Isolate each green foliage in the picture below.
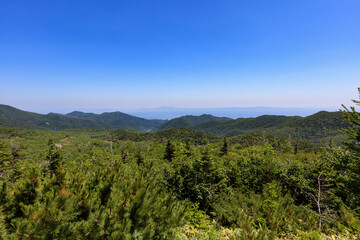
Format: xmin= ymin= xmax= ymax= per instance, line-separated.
xmin=340 ymin=88 xmax=360 ymax=211
xmin=155 ymin=114 xmax=230 ymax=131
xmin=341 ymin=88 xmax=360 ymax=155
xmin=213 ymin=182 xmax=320 ymax=236
xmin=109 ymin=128 xmax=221 ymax=145
xmin=0 ymin=104 xmax=164 ymax=131
xmin=0 ymin=140 xmax=23 ymax=182
xmin=1 ymin=104 xmax=347 ymax=145
xmin=227 ymin=131 xmax=320 ymax=153
xmin=163 ymin=140 xmax=175 ymax=162
xmin=0 ymin=159 xmax=186 ymax=239
xmin=1 ymin=91 xmax=360 ymax=239
xmin=220 ymin=138 xmax=228 ymax=156
xmin=157 ymin=112 xmax=346 ymax=145
xmin=46 ymin=138 xmax=62 ymax=178
xmin=296 ymin=230 xmax=321 ymax=240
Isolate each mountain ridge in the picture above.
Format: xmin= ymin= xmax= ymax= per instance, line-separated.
xmin=0 ymin=104 xmax=346 ymax=143
xmin=0 ymin=104 xmax=164 ymax=131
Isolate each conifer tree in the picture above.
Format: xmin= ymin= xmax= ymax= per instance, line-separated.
xmin=220 ymin=138 xmax=228 ymax=157
xmin=0 ymin=140 xmax=21 ymax=181
xmin=341 ymin=87 xmax=360 ymax=155
xmin=163 ymin=140 xmax=175 ymax=162
xmin=201 ymin=148 xmax=211 ymax=175
xmin=184 ymin=138 xmax=192 ymax=157
xmin=47 ymin=138 xmax=62 ymax=178
xmin=340 ymin=87 xmax=360 ymax=207
xmin=0 ymin=140 xmax=11 ymax=178
xmin=135 ymin=149 xmax=144 ymax=165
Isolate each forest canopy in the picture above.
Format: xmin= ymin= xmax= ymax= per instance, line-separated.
xmin=0 ymin=90 xmax=360 ymax=239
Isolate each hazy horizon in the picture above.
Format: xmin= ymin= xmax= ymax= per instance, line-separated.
xmin=2 ymin=103 xmax=341 ymax=120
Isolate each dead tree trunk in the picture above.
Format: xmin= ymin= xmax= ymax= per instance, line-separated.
xmin=307 ymin=172 xmax=323 ymax=232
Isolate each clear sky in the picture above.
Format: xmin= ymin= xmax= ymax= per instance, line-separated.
xmin=1 ymin=0 xmax=359 ymax=114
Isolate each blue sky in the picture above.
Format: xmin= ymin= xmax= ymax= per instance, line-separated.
xmin=0 ymin=0 xmax=359 ymax=114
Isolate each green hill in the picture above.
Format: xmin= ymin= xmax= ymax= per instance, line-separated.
xmin=154 ymin=111 xmax=346 ymax=143
xmin=65 ymin=111 xmax=96 ymax=118
xmin=81 ymin=112 xmax=166 ymax=131
xmin=157 ymin=114 xmax=303 ymax=136
xmin=0 ymin=104 xmax=347 ymax=143
xmin=0 ymin=105 xmax=165 ymax=131
xmin=109 ymin=128 xmax=221 ymax=145
xmin=266 ymin=111 xmax=347 ymax=144
xmin=154 ymin=114 xmax=231 ymax=131
xmin=0 ymin=105 xmax=102 ymax=130
xmin=194 ymin=115 xmax=302 ymax=136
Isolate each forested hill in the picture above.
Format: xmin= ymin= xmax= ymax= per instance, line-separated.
xmin=0 ymin=104 xmax=101 ymax=130
xmin=194 ymin=115 xmax=302 ymax=136
xmin=66 ymin=111 xmax=166 ymax=132
xmin=267 ymin=111 xmax=347 ymax=143
xmin=160 ymin=112 xmax=345 ymax=134
xmin=158 ymin=111 xmax=346 ymax=143
xmin=65 ymin=111 xmax=96 ymax=118
xmin=154 ymin=114 xmax=231 ymax=131
xmin=0 ymin=104 xmax=165 ymax=131
xmin=0 ymin=104 xmax=346 ymax=143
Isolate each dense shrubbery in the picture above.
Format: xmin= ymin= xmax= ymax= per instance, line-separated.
xmin=1 ymin=91 xmax=360 ymax=239
xmin=0 ymin=131 xmax=358 ymax=239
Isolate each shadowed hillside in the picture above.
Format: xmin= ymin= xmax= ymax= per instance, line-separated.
xmin=0 ymin=104 xmax=165 ymax=131
xmin=0 ymin=104 xmax=346 ymax=143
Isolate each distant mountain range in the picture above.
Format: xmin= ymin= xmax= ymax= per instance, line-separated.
xmin=0 ymin=104 xmax=347 ymax=143
xmin=0 ymin=104 xmax=165 ymax=132
xmin=159 ymin=111 xmax=347 ymax=143
xmin=121 ymin=106 xmax=340 ymax=119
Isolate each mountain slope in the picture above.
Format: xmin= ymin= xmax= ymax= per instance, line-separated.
xmin=157 ymin=114 xmax=302 ymax=136
xmin=266 ymin=111 xmax=347 ymax=143
xmin=66 ymin=111 xmax=96 ymax=118
xmin=0 ymin=104 xmax=346 ymax=143
xmin=0 ymin=105 xmax=102 ymax=130
xmin=155 ymin=114 xmax=231 ymax=131
xmin=80 ymin=112 xmax=166 ymax=131
xmin=194 ymin=115 xmax=302 ymax=136
xmin=0 ymin=105 xmax=165 ymax=131
xmin=109 ymin=128 xmax=221 ymax=145
xmin=154 ymin=111 xmax=346 ymax=143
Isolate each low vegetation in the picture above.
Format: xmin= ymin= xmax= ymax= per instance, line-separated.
xmin=0 ymin=90 xmax=359 ymax=239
